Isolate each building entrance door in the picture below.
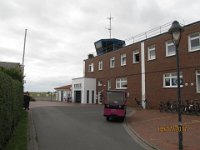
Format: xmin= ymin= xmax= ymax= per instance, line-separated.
xmin=74 ymin=91 xmax=81 ymax=103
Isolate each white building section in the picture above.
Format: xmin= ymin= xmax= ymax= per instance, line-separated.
xmin=72 ymin=77 xmax=96 ymax=104
xmin=54 ymin=85 xmax=72 ymax=102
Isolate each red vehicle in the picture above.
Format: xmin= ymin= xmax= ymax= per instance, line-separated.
xmin=103 ymin=90 xmax=127 ymax=122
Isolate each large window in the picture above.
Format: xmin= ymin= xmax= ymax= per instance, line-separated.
xmin=121 ymin=53 xmax=126 ymax=66
xmin=116 ymin=78 xmax=127 ymax=89
xmin=133 ymin=50 xmax=139 ymax=63
xmin=188 ymin=32 xmax=200 ymax=52
xmin=196 ymin=70 xmax=200 ymax=93
xmin=110 ymin=57 xmax=115 ymax=68
xmin=88 ymin=63 xmax=94 ymax=72
xmin=163 ymin=72 xmax=183 ymax=88
xmin=166 ymin=41 xmax=176 ymax=56
xmin=148 ymin=45 xmax=156 ymax=60
xmin=98 ymin=60 xmax=103 ymax=70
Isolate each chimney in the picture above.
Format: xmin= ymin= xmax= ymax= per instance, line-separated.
xmin=88 ymin=54 xmax=94 ymax=59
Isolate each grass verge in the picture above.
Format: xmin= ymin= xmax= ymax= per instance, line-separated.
xmin=4 ymin=110 xmax=28 ymax=150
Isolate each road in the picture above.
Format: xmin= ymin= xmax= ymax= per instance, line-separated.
xmin=31 ymin=104 xmax=146 ymax=150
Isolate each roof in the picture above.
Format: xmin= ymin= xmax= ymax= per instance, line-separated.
xmin=0 ymin=61 xmax=21 ymax=69
xmin=94 ymin=38 xmax=125 ymax=43
xmin=54 ymin=85 xmax=72 ymax=90
xmin=72 ymin=77 xmax=96 ymax=80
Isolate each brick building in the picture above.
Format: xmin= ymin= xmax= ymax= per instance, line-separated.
xmin=84 ymin=21 xmax=200 ymax=109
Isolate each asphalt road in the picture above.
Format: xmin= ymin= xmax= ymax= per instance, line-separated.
xmin=31 ymin=105 xmax=145 ymax=150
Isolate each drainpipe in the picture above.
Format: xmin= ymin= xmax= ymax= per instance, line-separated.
xmin=141 ymin=42 xmax=146 ymax=109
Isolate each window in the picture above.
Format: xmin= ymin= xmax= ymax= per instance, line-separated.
xmin=108 ymin=80 xmax=111 ymax=90
xmin=196 ymin=70 xmax=200 ymax=93
xmin=87 ymin=90 xmax=89 ymax=103
xmin=121 ymin=53 xmax=126 ymax=66
xmin=98 ymin=60 xmax=103 ymax=70
xmin=88 ymin=63 xmax=94 ymax=72
xmin=92 ymin=91 xmax=94 ymax=103
xmin=98 ymin=80 xmax=102 ymax=86
xmin=163 ymin=72 xmax=183 ymax=88
xmin=74 ymin=84 xmax=82 ymax=89
xmin=110 ymin=57 xmax=115 ymax=68
xmin=148 ymin=45 xmax=156 ymax=60
xmin=133 ymin=50 xmax=139 ymax=63
xmin=188 ymin=32 xmax=200 ymax=52
xmin=116 ymin=78 xmax=127 ymax=89
xmin=166 ymin=41 xmax=176 ymax=56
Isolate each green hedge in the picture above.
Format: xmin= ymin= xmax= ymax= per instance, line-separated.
xmin=0 ymin=70 xmax=23 ymax=149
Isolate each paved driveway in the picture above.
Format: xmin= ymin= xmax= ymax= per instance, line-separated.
xmin=30 ymin=102 xmax=145 ymax=150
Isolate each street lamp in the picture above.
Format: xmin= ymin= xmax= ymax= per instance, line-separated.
xmin=168 ymin=21 xmax=183 ymax=150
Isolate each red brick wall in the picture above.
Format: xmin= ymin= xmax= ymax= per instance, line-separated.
xmin=84 ymin=21 xmax=200 ymax=109
xmin=144 ymin=22 xmax=200 ymax=108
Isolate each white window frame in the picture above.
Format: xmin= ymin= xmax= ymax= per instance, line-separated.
xmin=74 ymin=83 xmax=82 ymax=89
xmin=133 ymin=50 xmax=139 ymax=63
xmin=116 ymin=78 xmax=127 ymax=89
xmin=188 ymin=32 xmax=200 ymax=52
xmin=166 ymin=40 xmax=176 ymax=57
xmin=108 ymin=80 xmax=111 ymax=90
xmin=121 ymin=53 xmax=126 ymax=66
xmin=98 ymin=80 xmax=102 ymax=86
xmin=88 ymin=63 xmax=94 ymax=72
xmin=148 ymin=45 xmax=156 ymax=60
xmin=196 ymin=70 xmax=200 ymax=93
xmin=163 ymin=72 xmax=183 ymax=88
xmin=98 ymin=60 xmax=103 ymax=70
xmin=110 ymin=57 xmax=115 ymax=68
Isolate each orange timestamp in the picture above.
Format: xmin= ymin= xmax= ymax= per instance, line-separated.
xmin=158 ymin=125 xmax=187 ymax=132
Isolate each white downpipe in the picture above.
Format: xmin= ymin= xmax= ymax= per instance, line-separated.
xmin=141 ymin=42 xmax=146 ymax=109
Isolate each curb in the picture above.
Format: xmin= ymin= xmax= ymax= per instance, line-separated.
xmin=124 ymin=108 xmax=160 ymax=150
xmin=28 ymin=110 xmax=39 ymax=150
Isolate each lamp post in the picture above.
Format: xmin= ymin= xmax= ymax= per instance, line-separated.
xmin=168 ymin=21 xmax=183 ymax=150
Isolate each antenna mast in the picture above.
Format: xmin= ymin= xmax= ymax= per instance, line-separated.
xmin=22 ymin=29 xmax=27 ymax=66
xmin=106 ymin=14 xmax=113 ymax=39
xmin=22 ymin=29 xmax=27 ymax=75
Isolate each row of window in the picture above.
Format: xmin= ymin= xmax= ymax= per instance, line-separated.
xmin=146 ymin=32 xmax=200 ymax=59
xmin=98 ymin=77 xmax=128 ymax=90
xmin=97 ymin=70 xmax=200 ymax=93
xmin=88 ymin=32 xmax=200 ymax=72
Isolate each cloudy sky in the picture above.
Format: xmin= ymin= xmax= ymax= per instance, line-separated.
xmin=0 ymin=0 xmax=199 ymax=92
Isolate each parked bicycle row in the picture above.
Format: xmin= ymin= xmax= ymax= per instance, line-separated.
xmin=159 ymin=99 xmax=200 ymax=115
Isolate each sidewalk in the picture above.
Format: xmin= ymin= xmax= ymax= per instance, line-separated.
xmin=127 ymin=109 xmax=200 ymax=150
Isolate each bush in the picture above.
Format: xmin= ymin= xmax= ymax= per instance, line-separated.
xmin=0 ymin=67 xmax=23 ymax=82
xmin=0 ymin=70 xmax=23 ymax=149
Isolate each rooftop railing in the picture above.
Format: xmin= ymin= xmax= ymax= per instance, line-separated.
xmin=125 ymin=21 xmax=184 ymax=45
